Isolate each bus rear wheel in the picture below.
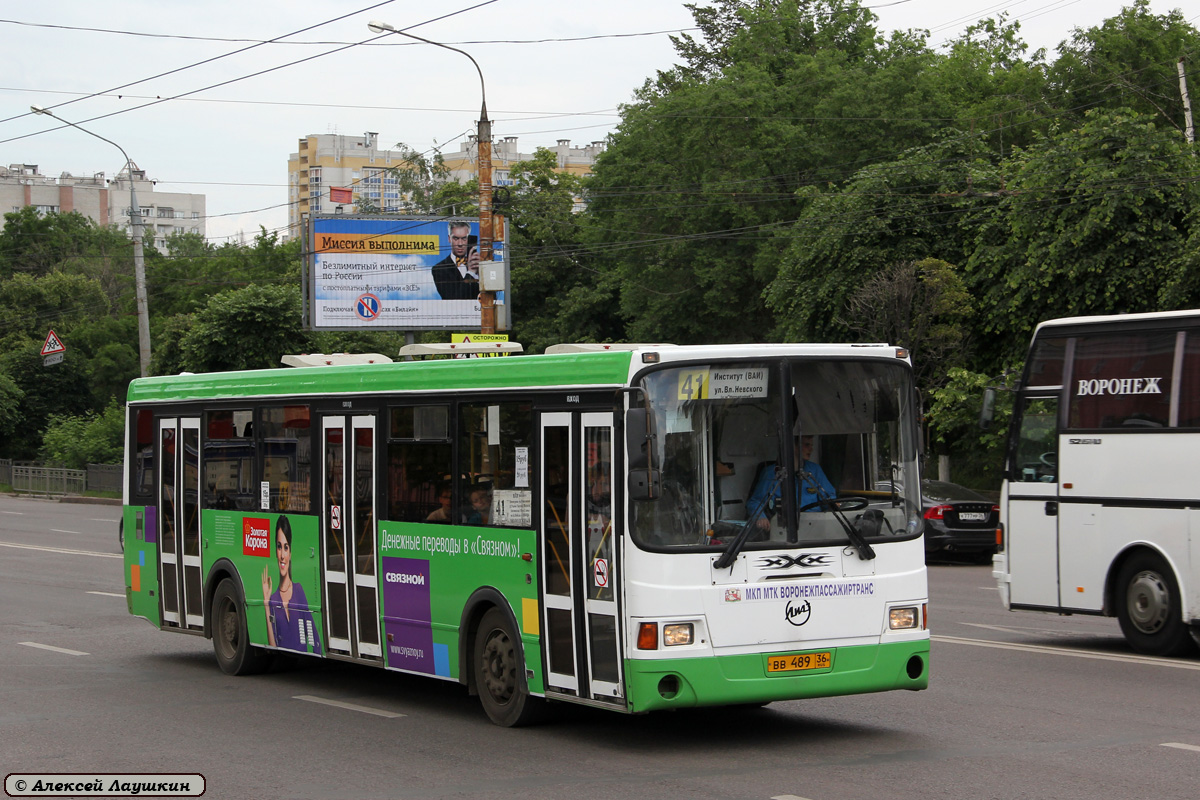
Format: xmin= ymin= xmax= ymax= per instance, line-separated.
xmin=212 ymin=579 xmax=271 ymax=675
xmin=1116 ymin=553 xmax=1195 ymax=657
xmin=473 ymin=607 xmax=542 ymax=727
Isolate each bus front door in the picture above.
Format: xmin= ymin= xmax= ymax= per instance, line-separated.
xmin=321 ymin=415 xmax=381 ymax=660
xmin=1006 ymin=396 xmax=1061 ymax=609
xmin=157 ymin=417 xmax=203 ymax=631
xmin=539 ymin=411 xmax=625 ymax=705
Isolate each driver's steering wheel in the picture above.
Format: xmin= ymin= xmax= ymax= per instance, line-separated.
xmin=1039 ymin=452 xmax=1056 ymax=468
xmin=799 ymin=495 xmax=869 ymax=513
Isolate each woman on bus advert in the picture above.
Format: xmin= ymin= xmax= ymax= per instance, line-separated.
xmin=262 ymin=515 xmax=323 ymax=655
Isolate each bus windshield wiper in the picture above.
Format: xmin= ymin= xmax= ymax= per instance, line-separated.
xmin=712 ymin=472 xmax=779 ymax=570
xmin=801 ymin=469 xmax=876 ymax=561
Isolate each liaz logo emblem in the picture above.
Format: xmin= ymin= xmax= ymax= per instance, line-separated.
xmin=784 ymin=599 xmax=812 ymax=627
xmin=756 ymin=553 xmax=833 ymax=570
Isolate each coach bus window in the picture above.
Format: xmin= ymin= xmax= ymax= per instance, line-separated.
xmin=1026 ymin=336 xmax=1068 ymax=388
xmin=1175 ymin=333 xmax=1200 ymax=427
xmin=260 ymin=405 xmax=312 ymax=514
xmin=1067 ymin=332 xmax=1174 ymax=429
xmin=203 ymin=409 xmax=254 ymax=510
xmin=387 ymin=406 xmax=452 ymax=523
xmin=459 ymin=402 xmax=532 ymax=526
xmin=1013 ymin=398 xmax=1058 ymax=482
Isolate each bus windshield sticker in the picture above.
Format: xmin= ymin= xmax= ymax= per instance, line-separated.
xmin=492 ymin=490 xmax=532 ymax=527
xmin=708 ymin=368 xmax=768 ymax=399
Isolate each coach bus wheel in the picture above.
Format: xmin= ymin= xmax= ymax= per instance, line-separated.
xmin=1116 ymin=553 xmax=1195 ymax=657
xmin=474 ymin=607 xmax=541 ymax=727
xmin=212 ymin=579 xmax=271 ymax=675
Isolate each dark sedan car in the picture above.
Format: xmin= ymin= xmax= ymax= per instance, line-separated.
xmin=876 ymin=479 xmax=999 ymax=561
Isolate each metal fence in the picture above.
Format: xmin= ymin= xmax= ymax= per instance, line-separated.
xmin=0 ymin=458 xmax=11 ymax=486
xmin=13 ymin=465 xmax=88 ymax=495
xmin=87 ymin=464 xmax=123 ymax=494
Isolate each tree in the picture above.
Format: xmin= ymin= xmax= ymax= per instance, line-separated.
xmin=39 ymin=401 xmax=125 ymax=469
xmin=0 ymin=343 xmax=95 ymax=459
xmin=503 ymin=149 xmax=622 ymax=351
xmin=1048 ymin=0 xmax=1200 ymax=134
xmin=175 ymin=284 xmax=315 ymax=373
xmin=965 ymin=107 xmax=1200 ymax=370
xmin=767 ymin=135 xmax=997 ymax=344
xmin=384 ymin=143 xmax=451 ymax=214
xmin=837 ymin=258 xmax=972 ymax=391
xmin=0 ymin=208 xmax=100 ymax=278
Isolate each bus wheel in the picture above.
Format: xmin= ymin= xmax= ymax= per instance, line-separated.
xmin=474 ymin=607 xmax=541 ymax=727
xmin=212 ymin=579 xmax=271 ymax=675
xmin=1116 ymin=553 xmax=1196 ymax=657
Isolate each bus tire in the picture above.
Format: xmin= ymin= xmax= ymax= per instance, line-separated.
xmin=1116 ymin=553 xmax=1196 ymax=657
xmin=473 ymin=607 xmax=542 ymax=727
xmin=212 ymin=578 xmax=271 ymax=675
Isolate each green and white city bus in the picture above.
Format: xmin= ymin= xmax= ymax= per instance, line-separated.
xmin=121 ymin=343 xmax=930 ymax=725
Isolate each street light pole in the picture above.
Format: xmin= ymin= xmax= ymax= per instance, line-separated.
xmin=366 ymin=22 xmax=497 ymax=334
xmin=31 ymin=105 xmax=151 ymax=377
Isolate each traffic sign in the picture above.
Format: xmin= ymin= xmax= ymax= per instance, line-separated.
xmin=41 ymin=330 xmax=65 ymax=356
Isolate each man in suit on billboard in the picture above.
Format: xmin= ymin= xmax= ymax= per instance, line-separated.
xmin=432 ymin=221 xmax=480 ymax=300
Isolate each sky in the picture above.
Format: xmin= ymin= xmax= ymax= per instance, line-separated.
xmin=2 ymin=0 xmax=1195 ymax=243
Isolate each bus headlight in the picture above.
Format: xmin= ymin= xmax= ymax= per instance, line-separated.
xmin=662 ymin=623 xmax=694 ymax=646
xmin=889 ymin=606 xmax=919 ymax=630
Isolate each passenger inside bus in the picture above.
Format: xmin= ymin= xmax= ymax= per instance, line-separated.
xmin=746 ymin=434 xmax=837 ymax=532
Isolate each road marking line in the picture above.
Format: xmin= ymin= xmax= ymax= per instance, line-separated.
xmin=1161 ymin=742 xmax=1200 ymax=752
xmin=293 ymin=695 xmax=405 ymax=718
xmin=87 ymin=591 xmax=125 ymax=598
xmin=51 ymin=528 xmax=81 ymax=534
xmin=933 ymin=635 xmax=1200 ymax=670
xmin=20 ymin=642 xmax=89 ymax=656
xmin=771 ymin=795 xmax=814 ymax=800
xmin=0 ymin=511 xmax=23 ymax=515
xmin=89 ymin=518 xmax=117 ymax=522
xmin=0 ymin=541 xmax=121 ymax=559
xmin=960 ymin=622 xmax=1099 ymax=638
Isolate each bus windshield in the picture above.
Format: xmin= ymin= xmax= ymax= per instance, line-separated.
xmin=630 ymin=359 xmax=922 ymax=551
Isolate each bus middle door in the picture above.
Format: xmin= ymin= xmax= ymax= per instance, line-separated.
xmin=321 ymin=414 xmax=382 ymax=660
xmin=539 ymin=410 xmax=625 ymax=705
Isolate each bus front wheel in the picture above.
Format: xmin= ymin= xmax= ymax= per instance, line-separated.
xmin=1116 ymin=553 xmax=1195 ymax=657
xmin=473 ymin=607 xmax=542 ymax=727
xmin=212 ymin=579 xmax=271 ymax=675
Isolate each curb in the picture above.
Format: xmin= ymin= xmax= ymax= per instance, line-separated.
xmin=58 ymin=496 xmax=123 ymax=506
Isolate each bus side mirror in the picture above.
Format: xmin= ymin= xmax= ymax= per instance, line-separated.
xmin=626 ymin=406 xmax=659 ymax=500
xmin=979 ymin=388 xmax=997 ymax=430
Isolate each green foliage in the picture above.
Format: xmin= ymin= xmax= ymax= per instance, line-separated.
xmin=926 ymin=367 xmax=1017 ymax=490
xmin=0 ymin=343 xmax=95 ymax=459
xmin=39 ymin=400 xmax=125 ymax=469
xmin=0 ymin=370 xmax=23 ymax=443
xmin=176 ymin=284 xmax=315 ymax=373
xmin=1048 ymin=0 xmax=1200 ymax=131
xmin=382 ymin=143 xmax=451 ymax=214
xmin=965 ymin=108 xmax=1200 ymax=370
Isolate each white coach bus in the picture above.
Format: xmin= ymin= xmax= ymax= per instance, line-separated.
xmin=988 ymin=310 xmax=1200 ymax=655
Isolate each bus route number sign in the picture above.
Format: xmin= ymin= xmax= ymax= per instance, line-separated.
xmin=766 ymin=651 xmax=831 ymax=673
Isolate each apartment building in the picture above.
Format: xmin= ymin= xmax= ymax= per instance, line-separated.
xmin=288 ymin=132 xmax=604 ymax=235
xmin=0 ymin=162 xmax=206 ymax=249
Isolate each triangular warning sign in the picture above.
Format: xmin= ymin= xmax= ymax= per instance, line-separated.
xmin=41 ymin=329 xmax=66 ymax=356
xmin=460 ymin=335 xmax=472 ymax=343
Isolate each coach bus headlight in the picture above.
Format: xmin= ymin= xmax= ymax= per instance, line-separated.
xmin=662 ymin=623 xmax=694 ymax=646
xmin=888 ymin=606 xmax=919 ymax=630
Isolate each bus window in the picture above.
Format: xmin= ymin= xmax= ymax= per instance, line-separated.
xmin=133 ymin=409 xmax=154 ymax=499
xmin=204 ymin=409 xmax=254 ymax=510
xmin=1026 ymin=336 xmax=1068 ymax=388
xmin=458 ymin=402 xmax=532 ymax=526
xmin=1176 ymin=333 xmax=1200 ymax=427
xmin=260 ymin=405 xmax=312 ymax=513
xmin=387 ymin=406 xmax=451 ymax=523
xmin=1012 ymin=397 xmax=1058 ymax=482
xmin=1067 ymin=332 xmax=1174 ymax=429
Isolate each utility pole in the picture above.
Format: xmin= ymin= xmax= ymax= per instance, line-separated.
xmin=1180 ymin=57 xmax=1195 ymax=146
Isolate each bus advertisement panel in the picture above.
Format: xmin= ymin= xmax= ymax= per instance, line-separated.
xmin=306 ymin=215 xmax=506 ymax=331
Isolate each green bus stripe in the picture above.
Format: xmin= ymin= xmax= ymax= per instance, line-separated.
xmin=127 ymin=351 xmax=633 ymax=403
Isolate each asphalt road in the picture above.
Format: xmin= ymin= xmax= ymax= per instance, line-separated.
xmin=2 ymin=493 xmax=1198 ymax=799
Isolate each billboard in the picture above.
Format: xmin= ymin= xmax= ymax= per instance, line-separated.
xmin=304 ymin=215 xmax=508 ymax=331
